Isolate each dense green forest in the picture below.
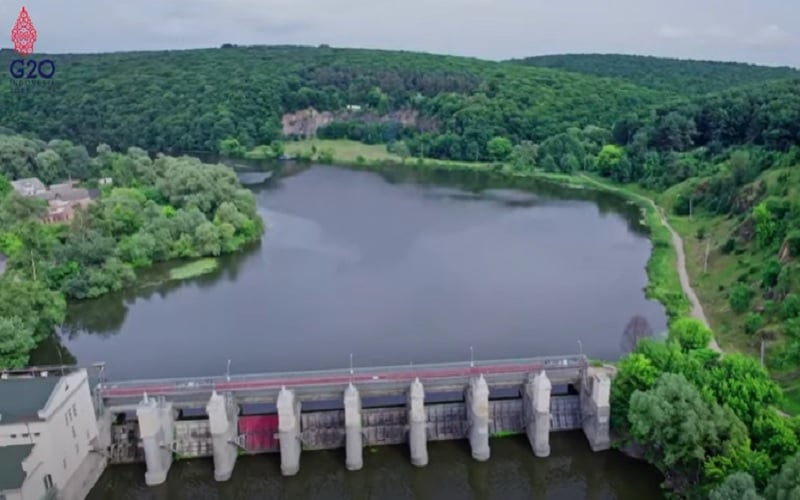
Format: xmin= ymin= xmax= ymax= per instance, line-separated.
xmin=0 ymin=132 xmax=264 ymax=368
xmin=0 ymin=46 xmax=672 ymax=159
xmin=511 ymin=54 xmax=800 ymax=95
xmin=2 ymin=45 xmax=800 ymax=496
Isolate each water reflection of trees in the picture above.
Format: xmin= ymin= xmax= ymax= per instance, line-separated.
xmin=61 ymin=243 xmax=261 ymax=339
xmin=28 ymin=333 xmax=77 ymax=366
xmin=377 ymin=166 xmax=648 ymax=236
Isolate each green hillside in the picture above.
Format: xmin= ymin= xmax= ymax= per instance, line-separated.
xmin=511 ymin=53 xmax=800 ymax=95
xmin=0 ymin=45 xmax=671 ymax=158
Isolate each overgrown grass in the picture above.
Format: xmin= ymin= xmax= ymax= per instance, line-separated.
xmin=169 ymin=258 xmax=219 ymax=281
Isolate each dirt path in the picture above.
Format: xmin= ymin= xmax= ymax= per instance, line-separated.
xmin=576 ymin=175 xmax=721 ymax=353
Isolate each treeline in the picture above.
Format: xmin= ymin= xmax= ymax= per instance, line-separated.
xmin=613 ymin=318 xmax=800 ymax=498
xmin=0 ymin=46 xmax=671 ymax=159
xmin=512 ymin=53 xmax=800 ymax=95
xmin=0 ymin=132 xmax=264 ymax=369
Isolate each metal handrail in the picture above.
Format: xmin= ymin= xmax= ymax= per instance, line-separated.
xmin=96 ymin=355 xmax=588 ymax=401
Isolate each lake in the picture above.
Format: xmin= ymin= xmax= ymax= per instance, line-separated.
xmin=53 ymin=164 xmax=667 ymax=380
xmin=42 ymin=164 xmax=668 ymax=499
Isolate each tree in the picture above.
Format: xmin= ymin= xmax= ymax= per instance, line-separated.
xmin=628 ymin=372 xmax=748 ymax=493
xmin=765 ymin=452 xmax=800 ymax=500
xmin=218 ymin=137 xmax=245 ymax=157
xmin=0 ymin=316 xmax=36 ymax=369
xmin=0 ymin=279 xmax=65 ymax=341
xmin=610 ymin=353 xmax=659 ymax=431
xmin=709 ymin=472 xmax=764 ymax=500
xmin=620 ymin=315 xmax=654 ymax=353
xmin=486 ymin=137 xmax=512 ymax=162
xmin=753 ymin=202 xmax=777 ymax=249
xmin=596 ymin=144 xmax=626 ymax=178
xmin=706 ymin=354 xmax=782 ymax=427
xmin=752 ymin=410 xmax=799 ymax=466
xmin=745 ymin=313 xmax=764 ymax=336
xmin=782 ymin=294 xmax=800 ymax=320
xmin=730 ymin=284 xmax=754 ymax=314
xmin=668 ymin=317 xmax=713 ymax=351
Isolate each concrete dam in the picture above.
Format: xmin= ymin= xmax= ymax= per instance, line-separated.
xmin=93 ymin=354 xmax=610 ymax=486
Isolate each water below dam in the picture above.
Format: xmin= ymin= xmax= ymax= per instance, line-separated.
xmin=36 ymin=163 xmax=668 ymax=498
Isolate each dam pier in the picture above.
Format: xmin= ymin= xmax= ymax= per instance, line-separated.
xmin=93 ymin=354 xmax=611 ymax=486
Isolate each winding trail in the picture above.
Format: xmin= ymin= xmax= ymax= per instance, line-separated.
xmin=576 ymin=175 xmax=721 ymax=353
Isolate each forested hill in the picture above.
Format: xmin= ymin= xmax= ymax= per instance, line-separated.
xmin=0 ymin=45 xmax=672 ymax=157
xmin=510 ymin=53 xmax=800 ymax=95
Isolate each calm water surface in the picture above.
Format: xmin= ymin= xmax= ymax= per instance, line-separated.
xmin=41 ymin=164 xmax=667 ymax=499
xmin=87 ymin=434 xmax=664 ymax=500
xmin=54 ymin=165 xmax=666 ymax=379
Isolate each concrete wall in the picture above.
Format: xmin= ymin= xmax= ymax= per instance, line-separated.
xmin=109 ymin=396 xmax=584 ymax=461
xmin=0 ymin=370 xmax=99 ymax=499
xmin=39 ymin=371 xmax=100 ymax=491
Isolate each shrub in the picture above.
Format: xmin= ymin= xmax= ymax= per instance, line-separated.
xmin=783 ymin=294 xmax=800 ymax=320
xmin=730 ymin=283 xmax=753 ymax=314
xmin=744 ymin=313 xmax=763 ymax=335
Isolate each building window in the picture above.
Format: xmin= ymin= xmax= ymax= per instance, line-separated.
xmin=34 ymin=432 xmax=40 ymax=437
xmin=9 ymin=434 xmax=16 ymax=438
xmin=21 ymin=433 xmax=29 ymax=438
xmin=44 ymin=474 xmax=54 ymax=490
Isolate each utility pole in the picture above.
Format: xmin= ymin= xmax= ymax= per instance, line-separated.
xmin=689 ymin=197 xmax=693 ymax=219
xmin=704 ymin=239 xmax=711 ymax=274
xmin=760 ymin=338 xmax=765 ymax=368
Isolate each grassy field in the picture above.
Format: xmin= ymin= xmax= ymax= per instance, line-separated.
xmin=283 ymin=139 xmax=494 ymax=170
xmin=284 ymin=139 xmax=403 ymax=163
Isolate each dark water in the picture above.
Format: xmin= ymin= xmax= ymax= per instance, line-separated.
xmin=87 ymin=434 xmax=664 ymax=500
xmin=52 ymin=165 xmax=666 ymax=380
xmin=44 ymin=164 xmax=667 ymax=499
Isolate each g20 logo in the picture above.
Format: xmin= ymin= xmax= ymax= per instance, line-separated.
xmin=8 ymin=6 xmax=56 ymax=80
xmin=9 ymin=58 xmax=55 ymax=79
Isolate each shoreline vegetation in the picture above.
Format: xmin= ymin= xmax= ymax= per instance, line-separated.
xmin=0 ymin=136 xmax=265 ymax=370
xmin=168 ymin=258 xmax=219 ymax=281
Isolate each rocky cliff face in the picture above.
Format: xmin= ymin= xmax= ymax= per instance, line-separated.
xmin=282 ymin=108 xmax=335 ymax=137
xmin=281 ymin=108 xmax=436 ymax=137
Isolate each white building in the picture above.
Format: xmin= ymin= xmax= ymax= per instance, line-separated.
xmin=0 ymin=369 xmax=101 ymax=500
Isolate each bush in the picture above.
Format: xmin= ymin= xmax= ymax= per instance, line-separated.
xmin=721 ymin=238 xmax=736 ymax=254
xmin=787 ymin=230 xmax=800 ymax=257
xmin=668 ymin=317 xmax=713 ymax=351
xmin=785 ymin=319 xmax=800 ymax=338
xmin=730 ymin=283 xmax=753 ymax=314
xmin=762 ymin=259 xmax=782 ymax=288
xmin=783 ymin=294 xmax=800 ymax=320
xmin=744 ymin=313 xmax=763 ymax=335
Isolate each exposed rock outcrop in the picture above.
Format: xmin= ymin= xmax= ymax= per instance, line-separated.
xmin=281 ymin=107 xmax=436 ymax=137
